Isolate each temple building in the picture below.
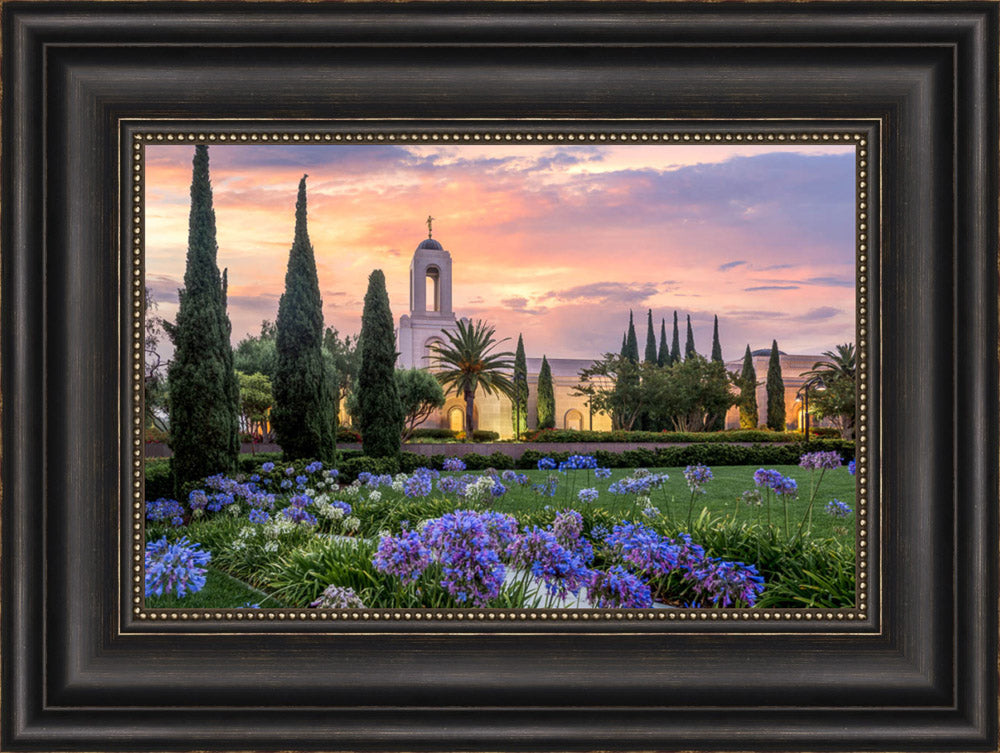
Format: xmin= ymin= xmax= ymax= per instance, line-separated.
xmin=397 ymin=224 xmax=833 ymax=438
xmin=396 ymin=225 xmax=612 ymax=438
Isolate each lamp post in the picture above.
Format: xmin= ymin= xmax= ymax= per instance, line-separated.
xmin=797 ymin=375 xmax=826 ymax=442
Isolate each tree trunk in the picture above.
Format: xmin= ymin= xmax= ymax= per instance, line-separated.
xmin=465 ymin=389 xmax=475 ymax=435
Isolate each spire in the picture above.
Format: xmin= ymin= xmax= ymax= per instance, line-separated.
xmin=426 ymin=214 xmax=435 ymax=238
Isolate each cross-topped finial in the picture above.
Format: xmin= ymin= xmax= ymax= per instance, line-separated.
xmin=426 ymin=214 xmax=435 ymax=238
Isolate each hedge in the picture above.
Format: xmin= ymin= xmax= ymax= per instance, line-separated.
xmin=145 ymin=440 xmax=854 ymax=497
xmin=520 ymin=428 xmax=844 ymax=444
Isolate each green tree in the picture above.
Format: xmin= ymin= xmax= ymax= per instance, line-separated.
xmin=511 ymin=334 xmax=529 ymax=438
xmin=536 ymin=355 xmax=556 ymax=429
xmin=645 ymin=356 xmax=735 ymax=432
xmin=234 ymin=320 xmax=277 ymax=378
xmin=236 ymin=371 xmax=273 ymax=453
xmin=430 ymin=318 xmax=515 ymax=435
xmin=707 ymin=315 xmax=726 ymax=430
xmin=323 ymin=326 xmax=360 ymax=421
xmin=575 ymin=354 xmax=643 ymax=431
xmin=395 ymin=369 xmax=446 ymax=441
xmin=685 ymin=314 xmax=697 ymax=359
xmin=625 ymin=311 xmax=640 ymax=363
xmin=736 ymin=344 xmax=759 ymax=429
xmin=766 ymin=339 xmax=786 ymax=431
xmin=357 ymin=269 xmax=404 ymax=457
xmin=164 ymin=145 xmax=240 ymax=495
xmin=802 ymin=343 xmax=857 ymax=438
xmin=670 ymin=311 xmax=681 ymax=365
xmin=644 ymin=309 xmax=657 ymax=363
xmin=657 ymin=318 xmax=668 ymax=367
xmin=144 ymin=286 xmax=168 ymax=433
xmin=271 ymin=175 xmax=335 ymax=462
xmin=711 ymin=315 xmax=723 ymax=363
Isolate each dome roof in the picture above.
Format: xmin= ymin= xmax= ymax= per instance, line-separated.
xmin=418 ymin=238 xmax=443 ymax=250
xmin=751 ymin=348 xmax=786 ymax=356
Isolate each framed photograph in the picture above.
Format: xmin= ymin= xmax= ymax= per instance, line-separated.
xmin=3 ymin=2 xmax=996 ymax=751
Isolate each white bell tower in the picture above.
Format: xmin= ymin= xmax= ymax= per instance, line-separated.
xmin=397 ymin=218 xmax=459 ymax=369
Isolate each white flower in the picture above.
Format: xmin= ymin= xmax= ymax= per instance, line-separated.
xmin=263 ymin=540 xmax=279 ymax=553
xmin=343 ymin=516 xmax=361 ymax=532
xmin=305 ymin=488 xmax=316 ymax=497
xmin=391 ymin=481 xmax=405 ymax=493
xmin=368 ymin=490 xmax=382 ymax=503
xmin=227 ymin=504 xmax=242 ymax=517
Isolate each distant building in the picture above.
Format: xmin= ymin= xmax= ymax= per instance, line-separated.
xmin=396 ymin=227 xmax=831 ymax=438
xmin=397 ymin=231 xmax=611 ymax=438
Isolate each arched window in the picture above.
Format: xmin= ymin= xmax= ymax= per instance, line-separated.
xmin=425 ymin=265 xmax=441 ymax=312
xmin=564 ymin=409 xmax=584 ymax=431
xmin=448 ymin=406 xmax=464 ymax=433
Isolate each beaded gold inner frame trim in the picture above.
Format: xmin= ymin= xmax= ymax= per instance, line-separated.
xmin=126 ymin=122 xmax=875 ymax=631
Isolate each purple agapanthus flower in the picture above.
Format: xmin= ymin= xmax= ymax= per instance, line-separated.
xmin=800 ymin=451 xmax=842 ymax=471
xmin=144 ymin=536 xmax=211 ymax=599
xmin=587 ymin=566 xmax=652 ymax=609
xmin=373 ymin=528 xmax=432 ymax=582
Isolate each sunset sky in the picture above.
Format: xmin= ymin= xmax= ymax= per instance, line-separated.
xmin=145 ymin=143 xmax=856 ymax=363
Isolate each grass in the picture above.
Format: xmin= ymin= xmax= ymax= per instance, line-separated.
xmin=484 ymin=464 xmax=857 ymax=543
xmin=144 ymin=564 xmax=284 ymax=609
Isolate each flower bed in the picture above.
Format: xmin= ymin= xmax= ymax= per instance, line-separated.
xmin=144 ymin=451 xmax=857 ymax=610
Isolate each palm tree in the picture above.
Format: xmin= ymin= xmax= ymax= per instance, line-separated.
xmin=802 ymin=343 xmax=856 ymax=386
xmin=430 ymin=319 xmax=516 ymax=435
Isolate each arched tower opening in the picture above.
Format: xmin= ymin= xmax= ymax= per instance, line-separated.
xmin=426 ymin=265 xmax=441 ymax=313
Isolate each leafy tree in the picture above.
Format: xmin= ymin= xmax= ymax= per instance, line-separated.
xmin=685 ymin=314 xmax=697 ymax=359
xmin=323 ymin=326 xmax=360 ymax=420
xmin=657 ymin=318 xmax=668 ymax=367
xmin=645 ymin=356 xmax=735 ymax=432
xmin=670 ymin=310 xmax=681 ymax=365
xmin=234 ymin=320 xmax=277 ymax=378
xmin=575 ymin=354 xmax=644 ymax=431
xmin=144 ymin=286 xmax=168 ymax=433
xmin=736 ymin=344 xmax=759 ymax=429
xmin=357 ymin=269 xmax=404 ymax=457
xmin=802 ymin=343 xmax=857 ymax=438
xmin=271 ymin=175 xmax=335 ymax=462
xmin=766 ymin=339 xmax=786 ymax=431
xmin=164 ymin=145 xmax=240 ymax=495
xmin=511 ymin=334 xmax=529 ymax=438
xmin=644 ymin=309 xmax=657 ymax=363
xmin=711 ymin=315 xmax=723 ymax=363
xmin=536 ymin=355 xmax=556 ymax=429
xmin=346 ymin=368 xmax=446 ymax=441
xmin=236 ymin=371 xmax=273 ymax=452
xmin=430 ymin=318 xmax=514 ymax=435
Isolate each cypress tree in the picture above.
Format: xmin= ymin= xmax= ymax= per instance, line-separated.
xmin=644 ymin=309 xmax=657 ymax=363
xmin=670 ymin=311 xmax=681 ymax=365
xmin=166 ymin=145 xmax=240 ymax=496
xmin=536 ymin=355 xmax=555 ymax=430
xmin=511 ymin=333 xmax=529 ymax=438
xmin=685 ymin=315 xmax=697 ymax=359
xmin=621 ymin=332 xmax=627 ymax=357
xmin=271 ymin=175 xmax=336 ymax=462
xmin=766 ymin=339 xmax=786 ymax=431
xmin=357 ymin=269 xmax=404 ymax=457
xmin=739 ymin=345 xmax=759 ymax=429
xmin=707 ymin=315 xmax=726 ymax=430
xmin=625 ymin=311 xmax=640 ymax=363
xmin=657 ymin=318 xmax=668 ymax=367
xmin=711 ymin=315 xmax=723 ymax=363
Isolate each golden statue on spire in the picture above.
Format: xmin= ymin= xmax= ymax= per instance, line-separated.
xmin=426 ymin=214 xmax=435 ymax=238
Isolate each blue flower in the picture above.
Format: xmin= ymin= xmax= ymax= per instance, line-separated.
xmin=373 ymin=528 xmax=431 ymax=582
xmin=537 ymin=457 xmax=557 ymax=470
xmin=587 ymin=566 xmax=652 ymax=609
xmin=558 ymin=454 xmax=598 ymax=472
xmin=577 ymin=488 xmax=600 ymax=504
xmin=305 ymin=461 xmax=323 ymax=474
xmin=683 ymin=464 xmax=713 ymax=493
xmin=261 ymin=462 xmax=275 ymax=472
xmin=295 ymin=474 xmax=308 ymax=487
xmin=248 ymin=508 xmax=270 ymax=524
xmin=146 ymin=497 xmax=186 ymax=526
xmin=848 ymin=459 xmax=856 ymax=475
xmin=594 ymin=467 xmax=613 ymax=479
xmin=825 ymin=499 xmax=852 ymax=518
xmin=800 ymin=451 xmax=842 ymax=471
xmin=144 ymin=536 xmax=211 ymax=599
xmin=442 ymin=458 xmax=466 ymax=472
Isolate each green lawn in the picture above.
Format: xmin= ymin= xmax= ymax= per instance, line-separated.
xmin=485 ymin=464 xmax=857 ymax=543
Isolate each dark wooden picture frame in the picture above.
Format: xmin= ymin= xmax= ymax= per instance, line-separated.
xmin=2 ymin=2 xmax=997 ymax=750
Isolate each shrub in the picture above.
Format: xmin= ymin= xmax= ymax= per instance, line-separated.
xmin=521 ymin=428 xmax=814 ymax=444
xmin=337 ymin=426 xmax=362 ymax=443
xmin=145 ymin=459 xmax=174 ymax=500
xmin=408 ymin=428 xmax=458 ymax=440
xmin=338 ymin=455 xmax=400 ymax=483
xmin=471 ymin=430 xmax=500 ymax=442
xmin=236 ymin=452 xmax=283 ymax=474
